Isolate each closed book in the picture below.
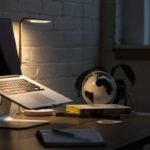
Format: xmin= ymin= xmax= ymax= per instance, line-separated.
xmin=66 ymin=104 xmax=131 ymax=116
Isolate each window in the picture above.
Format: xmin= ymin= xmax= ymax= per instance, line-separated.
xmin=115 ymin=0 xmax=150 ymax=46
xmin=114 ymin=0 xmax=150 ymax=59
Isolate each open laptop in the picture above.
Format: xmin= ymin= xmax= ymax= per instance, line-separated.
xmin=0 ymin=18 xmax=72 ymax=110
xmin=0 ymin=75 xmax=72 ymax=109
xmin=0 ymin=18 xmax=72 ymax=128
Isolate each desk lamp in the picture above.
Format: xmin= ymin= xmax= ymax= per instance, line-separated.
xmin=19 ymin=17 xmax=51 ymax=64
xmin=19 ymin=17 xmax=53 ymax=116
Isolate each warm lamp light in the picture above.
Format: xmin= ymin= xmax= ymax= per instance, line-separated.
xmin=19 ymin=17 xmax=51 ymax=64
xmin=25 ymin=19 xmax=51 ymax=24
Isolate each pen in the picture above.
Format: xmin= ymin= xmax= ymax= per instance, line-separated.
xmin=52 ymin=129 xmax=92 ymax=142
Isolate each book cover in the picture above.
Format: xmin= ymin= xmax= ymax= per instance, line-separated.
xmin=36 ymin=129 xmax=105 ymax=147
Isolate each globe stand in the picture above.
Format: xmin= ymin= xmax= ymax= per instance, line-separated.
xmin=0 ymin=96 xmax=49 ymax=129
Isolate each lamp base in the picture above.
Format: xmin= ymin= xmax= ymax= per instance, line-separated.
xmin=20 ymin=108 xmax=55 ymax=116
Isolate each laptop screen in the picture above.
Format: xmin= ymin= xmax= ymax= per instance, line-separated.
xmin=0 ymin=18 xmax=21 ymax=75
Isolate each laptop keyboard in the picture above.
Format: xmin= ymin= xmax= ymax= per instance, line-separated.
xmin=0 ymin=79 xmax=44 ymax=94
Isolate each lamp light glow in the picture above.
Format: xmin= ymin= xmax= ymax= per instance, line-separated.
xmin=25 ymin=19 xmax=51 ymax=24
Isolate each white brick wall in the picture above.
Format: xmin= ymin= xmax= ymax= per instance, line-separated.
xmin=0 ymin=0 xmax=101 ymax=102
xmin=63 ymin=2 xmax=83 ymax=17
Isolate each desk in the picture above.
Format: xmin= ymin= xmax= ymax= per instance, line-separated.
xmin=0 ymin=114 xmax=150 ymax=150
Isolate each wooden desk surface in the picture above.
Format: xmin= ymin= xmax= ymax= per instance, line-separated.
xmin=0 ymin=114 xmax=150 ymax=150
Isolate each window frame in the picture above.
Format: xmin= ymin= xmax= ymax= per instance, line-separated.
xmin=114 ymin=0 xmax=150 ymax=60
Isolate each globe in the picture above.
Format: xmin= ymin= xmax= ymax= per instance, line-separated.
xmin=81 ymin=71 xmax=117 ymax=104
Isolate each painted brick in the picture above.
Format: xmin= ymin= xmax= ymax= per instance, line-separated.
xmin=43 ymin=0 xmax=63 ymax=16
xmin=65 ymin=32 xmax=83 ymax=46
xmin=22 ymin=46 xmax=32 ymax=62
xmin=63 ymin=0 xmax=83 ymax=4
xmin=74 ymin=18 xmax=83 ymax=31
xmin=0 ymin=0 xmax=20 ymax=12
xmin=54 ymin=16 xmax=75 ymax=31
xmin=68 ymin=62 xmax=83 ymax=76
xmin=22 ymin=31 xmax=65 ymax=47
xmin=83 ymin=47 xmax=99 ymax=60
xmin=84 ymin=3 xmax=100 ymax=18
xmin=83 ymin=60 xmax=97 ymax=71
xmin=84 ymin=32 xmax=100 ymax=46
xmin=21 ymin=63 xmax=38 ymax=79
xmin=93 ymin=0 xmax=101 ymax=5
xmin=83 ymin=18 xmax=93 ymax=31
xmin=31 ymin=47 xmax=69 ymax=63
xmin=19 ymin=0 xmax=42 ymax=13
xmin=93 ymin=19 xmax=100 ymax=32
xmin=67 ymin=47 xmax=84 ymax=61
xmin=37 ymin=63 xmax=69 ymax=79
xmin=83 ymin=0 xmax=94 ymax=4
xmin=63 ymin=2 xmax=83 ymax=17
xmin=0 ymin=12 xmax=23 ymax=22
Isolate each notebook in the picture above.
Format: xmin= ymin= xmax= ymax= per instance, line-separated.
xmin=36 ymin=129 xmax=105 ymax=147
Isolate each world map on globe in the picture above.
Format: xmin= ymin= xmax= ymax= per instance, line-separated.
xmin=82 ymin=71 xmax=117 ymax=104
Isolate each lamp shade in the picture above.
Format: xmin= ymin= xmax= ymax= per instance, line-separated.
xmin=19 ymin=17 xmax=51 ymax=64
xmin=25 ymin=18 xmax=51 ymax=24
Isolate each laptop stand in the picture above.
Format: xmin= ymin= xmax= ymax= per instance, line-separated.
xmin=0 ymin=96 xmax=49 ymax=129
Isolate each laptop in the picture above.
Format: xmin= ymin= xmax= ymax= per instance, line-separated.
xmin=0 ymin=75 xmax=72 ymax=109
xmin=0 ymin=18 xmax=72 ymax=110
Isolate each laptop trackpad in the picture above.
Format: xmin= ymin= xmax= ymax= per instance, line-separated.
xmin=17 ymin=93 xmax=56 ymax=109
